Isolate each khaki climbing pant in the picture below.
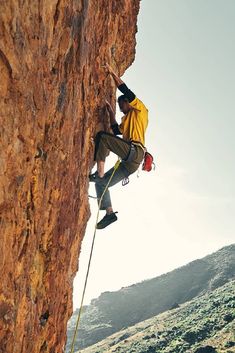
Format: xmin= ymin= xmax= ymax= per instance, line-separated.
xmin=94 ymin=131 xmax=145 ymax=210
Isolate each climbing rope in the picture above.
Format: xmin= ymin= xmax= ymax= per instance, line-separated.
xmin=69 ymin=159 xmax=121 ymax=353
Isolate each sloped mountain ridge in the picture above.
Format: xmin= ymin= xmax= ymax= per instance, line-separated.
xmin=79 ymin=280 xmax=235 ymax=353
xmin=66 ymin=244 xmax=235 ymax=351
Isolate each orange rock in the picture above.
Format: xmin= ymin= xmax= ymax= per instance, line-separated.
xmin=0 ymin=1 xmax=140 ymax=352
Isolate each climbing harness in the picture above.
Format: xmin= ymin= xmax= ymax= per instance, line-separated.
xmin=124 ymin=144 xmax=136 ymax=162
xmin=69 ymin=159 xmax=121 ymax=353
xmin=122 ymin=177 xmax=129 ymax=186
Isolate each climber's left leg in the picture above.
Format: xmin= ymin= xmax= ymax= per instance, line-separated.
xmin=93 ymin=131 xmax=131 ymax=177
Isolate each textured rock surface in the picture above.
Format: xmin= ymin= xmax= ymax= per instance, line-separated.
xmin=0 ymin=1 xmax=140 ymax=352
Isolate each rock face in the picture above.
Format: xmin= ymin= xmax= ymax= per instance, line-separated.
xmin=0 ymin=1 xmax=140 ymax=352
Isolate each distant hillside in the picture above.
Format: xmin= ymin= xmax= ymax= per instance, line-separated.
xmin=66 ymin=244 xmax=235 ymax=351
xmin=80 ymin=280 xmax=235 ymax=353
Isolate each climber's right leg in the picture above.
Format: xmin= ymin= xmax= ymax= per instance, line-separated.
xmin=95 ymin=163 xmax=130 ymax=229
xmin=89 ymin=131 xmax=132 ymax=229
xmin=95 ymin=163 xmax=129 ymax=210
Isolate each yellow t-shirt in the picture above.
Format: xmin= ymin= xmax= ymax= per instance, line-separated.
xmin=119 ymin=97 xmax=148 ymax=146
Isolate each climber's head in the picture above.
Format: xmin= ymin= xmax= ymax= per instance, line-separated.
xmin=118 ymin=95 xmax=131 ymax=114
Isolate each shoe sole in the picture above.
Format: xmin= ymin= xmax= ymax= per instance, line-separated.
xmin=96 ymin=217 xmax=117 ymax=230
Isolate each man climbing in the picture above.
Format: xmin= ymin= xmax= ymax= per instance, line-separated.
xmin=89 ymin=64 xmax=148 ymax=229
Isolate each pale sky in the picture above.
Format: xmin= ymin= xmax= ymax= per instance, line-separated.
xmin=73 ymin=0 xmax=235 ymax=308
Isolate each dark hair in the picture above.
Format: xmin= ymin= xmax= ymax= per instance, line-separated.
xmin=118 ymin=95 xmax=129 ymax=104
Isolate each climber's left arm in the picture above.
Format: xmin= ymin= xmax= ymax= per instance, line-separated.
xmin=117 ymin=83 xmax=136 ymax=103
xmin=105 ymin=100 xmax=122 ymax=135
xmin=117 ymin=81 xmax=147 ymax=112
xmin=104 ymin=64 xmax=136 ymax=103
xmin=104 ymin=64 xmax=123 ymax=86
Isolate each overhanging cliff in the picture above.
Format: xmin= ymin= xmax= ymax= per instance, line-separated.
xmin=0 ymin=1 xmax=140 ymax=352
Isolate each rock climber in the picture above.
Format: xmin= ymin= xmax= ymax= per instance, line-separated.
xmin=89 ymin=64 xmax=148 ymax=229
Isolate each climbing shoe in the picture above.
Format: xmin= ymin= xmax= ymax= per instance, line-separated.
xmin=89 ymin=171 xmax=103 ymax=183
xmin=97 ymin=212 xmax=118 ymax=229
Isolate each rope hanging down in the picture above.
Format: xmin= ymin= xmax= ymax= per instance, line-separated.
xmin=69 ymin=159 xmax=121 ymax=353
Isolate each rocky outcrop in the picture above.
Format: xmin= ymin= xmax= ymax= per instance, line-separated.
xmin=0 ymin=1 xmax=140 ymax=352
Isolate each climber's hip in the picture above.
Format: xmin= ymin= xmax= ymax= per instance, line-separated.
xmin=94 ymin=131 xmax=144 ymax=174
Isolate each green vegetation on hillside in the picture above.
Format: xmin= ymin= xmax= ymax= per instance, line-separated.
xmin=80 ymin=280 xmax=235 ymax=353
xmin=66 ymin=245 xmax=235 ymax=351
